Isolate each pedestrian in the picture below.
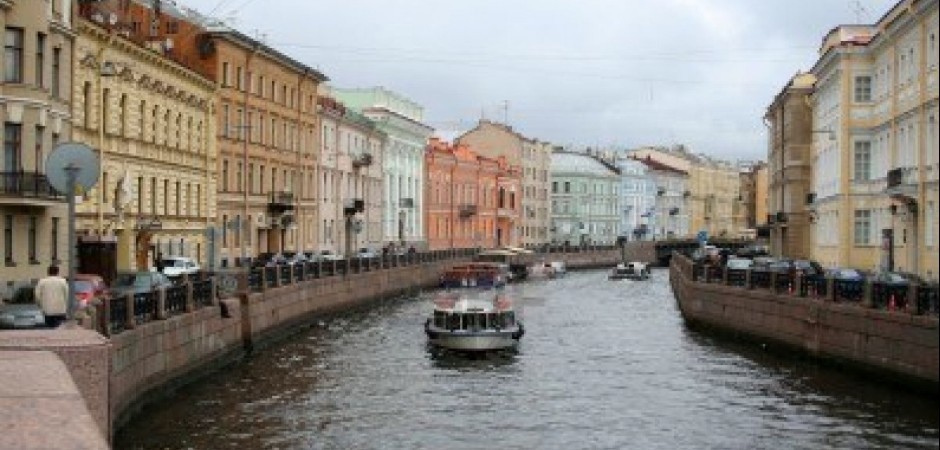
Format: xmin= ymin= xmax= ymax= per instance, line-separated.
xmin=34 ymin=265 xmax=69 ymax=328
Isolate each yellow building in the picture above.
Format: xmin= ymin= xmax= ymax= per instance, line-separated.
xmin=72 ymin=12 xmax=216 ymax=271
xmin=809 ymin=0 xmax=938 ymax=279
xmin=765 ymin=73 xmax=815 ymax=259
xmin=631 ymin=146 xmax=742 ymax=238
xmin=0 ymin=0 xmax=73 ymax=293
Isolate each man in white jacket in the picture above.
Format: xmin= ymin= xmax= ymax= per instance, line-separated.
xmin=34 ymin=265 xmax=69 ymax=328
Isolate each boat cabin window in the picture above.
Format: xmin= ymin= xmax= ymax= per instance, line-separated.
xmin=499 ymin=311 xmax=515 ymax=328
xmin=434 ymin=311 xmax=448 ymax=328
xmin=446 ymin=313 xmax=461 ymax=330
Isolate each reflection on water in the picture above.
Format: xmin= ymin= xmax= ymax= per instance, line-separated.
xmin=117 ymin=270 xmax=938 ymax=450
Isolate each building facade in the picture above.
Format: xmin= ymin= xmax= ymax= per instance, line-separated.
xmin=809 ymin=0 xmax=938 ymax=278
xmin=425 ymin=138 xmax=521 ymax=250
xmin=185 ymin=28 xmax=327 ymax=267
xmin=72 ymin=2 xmax=216 ymax=272
xmin=637 ymin=156 xmax=691 ymax=239
xmin=549 ymin=151 xmax=621 ymax=245
xmin=316 ymin=95 xmax=385 ymax=256
xmin=1 ymin=0 xmax=73 ymax=293
xmin=631 ymin=146 xmax=742 ymax=239
xmin=456 ymin=120 xmax=551 ymax=247
xmin=765 ymin=73 xmax=815 ymax=259
xmin=615 ymin=157 xmax=657 ymax=240
xmin=331 ymin=87 xmax=432 ymax=249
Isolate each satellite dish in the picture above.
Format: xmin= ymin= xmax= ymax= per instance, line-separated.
xmin=45 ymin=142 xmax=100 ymax=195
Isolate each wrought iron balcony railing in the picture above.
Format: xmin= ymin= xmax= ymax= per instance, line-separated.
xmin=0 ymin=172 xmax=63 ymax=201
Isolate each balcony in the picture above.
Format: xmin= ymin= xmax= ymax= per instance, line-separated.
xmin=400 ymin=197 xmax=414 ymax=209
xmin=352 ymin=153 xmax=373 ymax=169
xmin=497 ymin=207 xmax=515 ymax=218
xmin=458 ymin=204 xmax=477 ymax=218
xmin=268 ymin=191 xmax=295 ymax=213
xmin=669 ymin=207 xmax=680 ymax=216
xmin=775 ymin=212 xmax=788 ymax=223
xmin=0 ymin=172 xmax=63 ymax=206
xmin=766 ymin=214 xmax=776 ymax=225
xmin=806 ymin=192 xmax=816 ymax=205
xmin=343 ymin=199 xmax=365 ymax=216
xmin=886 ymin=167 xmax=917 ymax=200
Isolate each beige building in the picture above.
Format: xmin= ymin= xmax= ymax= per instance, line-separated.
xmin=631 ymin=146 xmax=742 ymax=238
xmin=316 ymin=95 xmax=385 ymax=256
xmin=187 ymin=29 xmax=327 ymax=266
xmin=456 ymin=120 xmax=551 ymax=247
xmin=764 ymin=73 xmax=815 ymax=259
xmin=1 ymin=0 xmax=73 ymax=292
xmin=72 ymin=5 xmax=216 ymax=272
xmin=809 ymin=0 xmax=938 ymax=278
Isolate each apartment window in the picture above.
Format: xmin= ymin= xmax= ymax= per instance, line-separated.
xmin=222 ymin=62 xmax=230 ymax=87
xmin=3 ymin=215 xmax=12 ymax=265
xmin=101 ymin=88 xmax=110 ymax=134
xmin=3 ymin=123 xmax=22 ymax=172
xmin=222 ymin=160 xmax=229 ymax=191
xmin=139 ymin=101 xmax=146 ymax=139
xmin=854 ymin=209 xmax=871 ymax=246
xmin=51 ymin=47 xmax=61 ymax=97
xmin=236 ymin=66 xmax=243 ymax=91
xmin=136 ymin=177 xmax=143 ymax=213
xmin=4 ymin=28 xmax=23 ymax=83
xmin=27 ymin=216 xmax=37 ymax=264
xmin=119 ymin=94 xmax=128 ymax=136
xmin=101 ymin=172 xmax=108 ymax=204
xmin=853 ymin=141 xmax=871 ymax=181
xmin=196 ymin=185 xmax=201 ymax=217
xmin=36 ymin=33 xmax=46 ymax=87
xmin=222 ymin=215 xmax=228 ymax=246
xmin=163 ymin=179 xmax=169 ymax=214
xmin=51 ymin=217 xmax=59 ymax=262
xmin=175 ymin=181 xmax=181 ymax=216
xmin=34 ymin=125 xmax=44 ymax=172
xmin=150 ymin=177 xmax=157 ymax=214
xmin=854 ymin=76 xmax=872 ymax=103
xmin=223 ymin=104 xmax=230 ymax=138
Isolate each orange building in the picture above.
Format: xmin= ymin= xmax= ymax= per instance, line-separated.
xmin=425 ymin=138 xmax=522 ymax=250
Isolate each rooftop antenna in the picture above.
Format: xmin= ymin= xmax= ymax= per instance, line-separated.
xmin=849 ymin=1 xmax=869 ymax=23
xmin=501 ymin=100 xmax=510 ymax=125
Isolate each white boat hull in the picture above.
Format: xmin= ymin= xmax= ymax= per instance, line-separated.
xmin=426 ymin=325 xmax=523 ymax=351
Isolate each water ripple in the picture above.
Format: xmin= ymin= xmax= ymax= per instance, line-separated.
xmin=117 ymin=269 xmax=938 ymax=450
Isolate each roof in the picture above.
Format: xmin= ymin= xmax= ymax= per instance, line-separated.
xmin=551 ymin=151 xmax=620 ymax=177
xmin=633 ymin=156 xmax=688 ymax=175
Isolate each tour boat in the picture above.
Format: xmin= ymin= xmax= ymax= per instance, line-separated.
xmin=439 ymin=263 xmax=508 ymax=289
xmin=424 ymin=293 xmax=524 ymax=351
xmin=609 ymin=262 xmax=651 ymax=280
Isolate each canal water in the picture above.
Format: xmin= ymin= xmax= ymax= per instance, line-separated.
xmin=117 ymin=269 xmax=939 ymax=450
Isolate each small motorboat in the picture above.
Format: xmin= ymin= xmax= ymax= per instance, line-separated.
xmin=425 ymin=293 xmax=524 ymax=351
xmin=609 ymin=262 xmax=650 ymax=280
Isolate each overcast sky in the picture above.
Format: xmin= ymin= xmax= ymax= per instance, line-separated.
xmin=183 ymin=0 xmax=898 ymax=161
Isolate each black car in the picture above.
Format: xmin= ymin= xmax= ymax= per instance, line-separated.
xmin=109 ymin=271 xmax=174 ymax=298
xmin=253 ymin=252 xmax=288 ymax=268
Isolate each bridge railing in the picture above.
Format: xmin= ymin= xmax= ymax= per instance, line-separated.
xmin=686 ymin=259 xmax=938 ymax=317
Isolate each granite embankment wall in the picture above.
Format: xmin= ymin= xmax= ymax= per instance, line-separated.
xmin=0 ymin=246 xmax=628 ymax=446
xmin=669 ymin=254 xmax=939 ymax=393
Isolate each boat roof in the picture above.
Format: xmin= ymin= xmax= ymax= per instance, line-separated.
xmin=433 ymin=294 xmax=513 ymax=313
xmin=478 ymin=249 xmax=517 ymax=257
xmin=502 ymin=246 xmax=534 ymax=254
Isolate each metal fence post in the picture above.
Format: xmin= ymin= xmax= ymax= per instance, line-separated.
xmin=185 ymin=282 xmax=195 ymax=312
xmin=156 ymin=288 xmax=168 ymax=320
xmin=124 ymin=293 xmax=136 ymax=330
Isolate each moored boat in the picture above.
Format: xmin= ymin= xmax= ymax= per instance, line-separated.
xmin=424 ymin=293 xmax=524 ymax=351
xmin=439 ymin=263 xmax=508 ymax=288
xmin=609 ymin=262 xmax=650 ymax=280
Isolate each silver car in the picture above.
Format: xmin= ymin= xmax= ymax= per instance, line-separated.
xmin=0 ymin=287 xmax=45 ymax=329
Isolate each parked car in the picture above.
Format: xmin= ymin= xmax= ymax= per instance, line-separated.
xmin=281 ymin=251 xmax=308 ymax=265
xmin=0 ymin=286 xmax=44 ymax=329
xmin=74 ymin=274 xmax=109 ymax=311
xmin=355 ymin=248 xmax=378 ymax=259
xmin=870 ymin=271 xmax=924 ymax=286
xmin=302 ymin=251 xmax=324 ymax=263
xmin=826 ymin=268 xmax=866 ymax=281
xmin=253 ymin=252 xmax=288 ymax=268
xmin=726 ymin=258 xmax=754 ymax=270
xmin=109 ymin=271 xmax=174 ymax=298
xmin=157 ymin=256 xmax=200 ymax=278
xmin=319 ymin=250 xmax=344 ymax=261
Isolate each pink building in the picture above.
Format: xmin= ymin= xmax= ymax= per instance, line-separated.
xmin=425 ymin=138 xmax=521 ymax=250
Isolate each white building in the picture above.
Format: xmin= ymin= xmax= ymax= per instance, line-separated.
xmin=615 ymin=158 xmax=657 ymax=241
xmin=550 ymin=151 xmax=621 ymax=245
xmin=638 ymin=157 xmax=690 ymax=239
xmin=331 ymin=87 xmax=433 ymax=249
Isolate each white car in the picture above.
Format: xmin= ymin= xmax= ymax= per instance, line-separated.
xmin=158 ymin=256 xmax=201 ymax=277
